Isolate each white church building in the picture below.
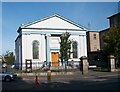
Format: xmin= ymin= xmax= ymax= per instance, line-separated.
xmin=15 ymin=14 xmax=88 ymax=71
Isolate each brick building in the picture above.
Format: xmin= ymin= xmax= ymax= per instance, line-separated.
xmin=86 ymin=31 xmax=100 ymax=65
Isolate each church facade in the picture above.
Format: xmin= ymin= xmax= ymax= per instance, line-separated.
xmin=15 ymin=14 xmax=88 ymax=70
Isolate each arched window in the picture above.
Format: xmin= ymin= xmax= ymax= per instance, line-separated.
xmin=32 ymin=40 xmax=39 ymax=59
xmin=72 ymin=41 xmax=78 ymax=58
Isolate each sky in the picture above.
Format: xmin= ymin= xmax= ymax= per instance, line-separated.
xmin=1 ymin=2 xmax=119 ymax=55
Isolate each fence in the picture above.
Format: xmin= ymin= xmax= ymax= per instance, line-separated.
xmin=3 ymin=61 xmax=81 ymax=73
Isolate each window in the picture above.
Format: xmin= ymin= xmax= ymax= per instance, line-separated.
xmin=72 ymin=41 xmax=78 ymax=58
xmin=32 ymin=40 xmax=39 ymax=59
xmin=93 ymin=34 xmax=96 ymax=40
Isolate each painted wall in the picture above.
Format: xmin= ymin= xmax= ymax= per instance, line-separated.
xmin=16 ymin=29 xmax=87 ymax=70
xmin=21 ymin=32 xmax=46 ymax=70
xmin=15 ymin=15 xmax=87 ymax=70
xmin=88 ymin=32 xmax=100 ymax=52
xmin=15 ymin=35 xmax=22 ymax=69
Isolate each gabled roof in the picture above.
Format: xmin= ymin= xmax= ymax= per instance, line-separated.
xmin=107 ymin=12 xmax=120 ymax=19
xmin=20 ymin=14 xmax=88 ymax=30
xmin=87 ymin=31 xmax=99 ymax=33
xmin=99 ymin=28 xmax=109 ymax=33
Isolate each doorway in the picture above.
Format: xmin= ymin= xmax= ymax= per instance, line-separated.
xmin=51 ymin=52 xmax=59 ymax=66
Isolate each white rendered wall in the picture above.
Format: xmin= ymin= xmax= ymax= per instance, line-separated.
xmin=70 ymin=35 xmax=80 ymax=61
xmin=19 ymin=29 xmax=87 ymax=70
xmin=79 ymin=35 xmax=87 ymax=57
xmin=69 ymin=35 xmax=87 ymax=61
xmin=15 ymin=37 xmax=19 ymax=68
xmin=21 ymin=33 xmax=46 ymax=70
xmin=15 ymin=36 xmax=22 ymax=69
xmin=50 ymin=36 xmax=60 ymax=49
xmin=49 ymin=34 xmax=87 ymax=62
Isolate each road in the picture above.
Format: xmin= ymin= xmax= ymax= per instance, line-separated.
xmin=1 ymin=71 xmax=120 ymax=91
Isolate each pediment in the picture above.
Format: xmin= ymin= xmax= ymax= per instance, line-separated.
xmin=21 ymin=14 xmax=87 ymax=30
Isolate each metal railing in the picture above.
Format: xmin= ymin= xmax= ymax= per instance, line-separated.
xmin=3 ymin=61 xmax=81 ymax=73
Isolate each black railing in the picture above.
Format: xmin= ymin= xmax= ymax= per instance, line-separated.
xmin=3 ymin=61 xmax=81 ymax=73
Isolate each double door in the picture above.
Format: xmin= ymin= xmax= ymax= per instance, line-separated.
xmin=51 ymin=52 xmax=59 ymax=66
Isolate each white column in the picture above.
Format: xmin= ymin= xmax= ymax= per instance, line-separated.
xmin=46 ymin=34 xmax=51 ymax=65
xmin=83 ymin=35 xmax=87 ymax=57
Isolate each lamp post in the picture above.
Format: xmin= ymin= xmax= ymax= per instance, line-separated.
xmin=97 ymin=49 xmax=101 ymax=70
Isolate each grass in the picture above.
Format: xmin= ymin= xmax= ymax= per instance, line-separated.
xmin=93 ymin=67 xmax=110 ymax=72
xmin=2 ymin=67 xmax=22 ymax=73
xmin=9 ymin=68 xmax=23 ymax=73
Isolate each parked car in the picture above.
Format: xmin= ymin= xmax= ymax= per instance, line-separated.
xmin=0 ymin=71 xmax=17 ymax=82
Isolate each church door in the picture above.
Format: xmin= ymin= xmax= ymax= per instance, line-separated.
xmin=51 ymin=52 xmax=59 ymax=66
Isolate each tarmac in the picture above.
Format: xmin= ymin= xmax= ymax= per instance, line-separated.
xmin=2 ymin=69 xmax=120 ymax=91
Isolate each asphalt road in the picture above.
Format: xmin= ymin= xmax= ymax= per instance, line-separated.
xmin=1 ymin=72 xmax=120 ymax=91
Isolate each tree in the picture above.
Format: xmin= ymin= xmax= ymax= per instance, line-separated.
xmin=102 ymin=24 xmax=120 ymax=58
xmin=3 ymin=50 xmax=15 ymax=65
xmin=59 ymin=32 xmax=72 ymax=71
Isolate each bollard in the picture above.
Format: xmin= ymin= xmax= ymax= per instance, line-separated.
xmin=47 ymin=70 xmax=51 ymax=82
xmin=35 ymin=75 xmax=40 ymax=87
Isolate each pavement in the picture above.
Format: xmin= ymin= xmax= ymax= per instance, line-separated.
xmin=16 ymin=70 xmax=120 ymax=80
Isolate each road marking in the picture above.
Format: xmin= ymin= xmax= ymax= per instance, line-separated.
xmin=55 ymin=81 xmax=70 ymax=84
xmin=96 ymin=74 xmax=120 ymax=78
xmin=91 ymin=79 xmax=107 ymax=81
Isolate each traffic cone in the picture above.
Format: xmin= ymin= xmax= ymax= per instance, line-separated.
xmin=35 ymin=76 xmax=40 ymax=87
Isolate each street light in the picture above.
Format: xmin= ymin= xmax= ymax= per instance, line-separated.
xmin=97 ymin=49 xmax=101 ymax=70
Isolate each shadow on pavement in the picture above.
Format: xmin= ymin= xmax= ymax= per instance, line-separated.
xmin=39 ymin=78 xmax=120 ymax=90
xmin=1 ymin=75 xmax=120 ymax=91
